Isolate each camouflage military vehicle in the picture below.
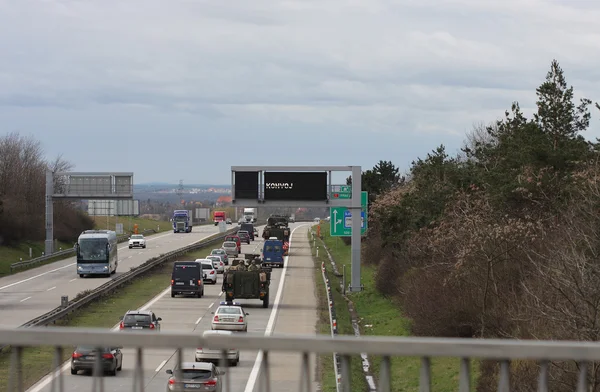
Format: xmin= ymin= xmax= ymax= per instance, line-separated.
xmin=222 ymin=254 xmax=271 ymax=308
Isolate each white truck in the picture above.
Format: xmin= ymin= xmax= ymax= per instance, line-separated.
xmin=243 ymin=208 xmax=257 ymax=223
xmin=195 ymin=207 xmax=210 ymax=223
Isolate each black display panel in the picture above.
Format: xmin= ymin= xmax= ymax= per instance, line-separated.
xmin=234 ymin=171 xmax=259 ymax=199
xmin=264 ymin=172 xmax=327 ymax=201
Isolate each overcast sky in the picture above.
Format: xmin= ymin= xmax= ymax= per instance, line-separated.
xmin=1 ymin=0 xmax=600 ymax=185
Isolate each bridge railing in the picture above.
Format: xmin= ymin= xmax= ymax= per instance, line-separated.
xmin=1 ymin=326 xmax=599 ymax=392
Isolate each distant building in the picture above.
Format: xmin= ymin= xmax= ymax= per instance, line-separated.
xmin=216 ymin=196 xmax=232 ymax=206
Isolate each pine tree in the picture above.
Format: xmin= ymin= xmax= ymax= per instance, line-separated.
xmin=534 ymin=59 xmax=592 ymax=150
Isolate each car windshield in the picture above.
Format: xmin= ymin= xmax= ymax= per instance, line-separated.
xmin=201 ymin=263 xmax=213 ymax=270
xmin=224 ymin=243 xmax=235 ymax=248
xmin=211 ymin=250 xmax=224 ymax=255
xmin=76 ymin=346 xmax=110 ymax=353
xmin=207 ymin=257 xmax=219 ymax=261
xmin=123 ymin=314 xmax=151 ymax=324
xmin=131 ymin=235 xmax=143 ymax=239
xmin=173 ymin=264 xmax=199 ymax=279
xmin=179 ymin=369 xmax=212 ymax=380
xmin=217 ymin=307 xmax=243 ymax=315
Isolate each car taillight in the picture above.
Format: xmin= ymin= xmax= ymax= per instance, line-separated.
xmin=168 ymin=379 xmax=176 ymax=385
xmin=220 ymin=262 xmax=223 ymax=266
xmin=205 ymin=379 xmax=217 ymax=386
xmin=238 ymin=316 xmax=244 ymax=322
xmin=210 ymin=270 xmax=215 ymax=275
xmin=102 ymin=353 xmax=114 ymax=359
xmin=149 ymin=323 xmax=155 ymax=329
xmin=171 ymin=279 xmax=174 ymax=285
xmin=213 ymin=315 xmax=219 ymax=322
xmin=198 ymin=280 xmax=202 ymax=285
xmin=72 ymin=352 xmax=83 ymax=359
xmin=119 ymin=322 xmax=124 ymax=330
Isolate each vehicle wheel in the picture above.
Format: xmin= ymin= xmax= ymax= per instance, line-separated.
xmin=171 ymin=292 xmax=175 ymax=298
xmin=117 ymin=362 xmax=122 ymax=371
xmin=262 ymin=295 xmax=269 ymax=308
xmin=128 ymin=246 xmax=132 ymax=249
xmin=71 ymin=368 xmax=77 ymax=375
xmin=195 ymin=358 xmax=200 ymax=362
xmin=109 ymin=368 xmax=117 ymax=376
xmin=230 ymin=359 xmax=238 ymax=367
xmin=142 ymin=245 xmax=146 ymax=249
xmin=79 ymin=274 xmax=84 ymax=278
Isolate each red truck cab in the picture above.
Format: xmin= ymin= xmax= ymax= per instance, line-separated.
xmin=213 ymin=211 xmax=226 ymax=226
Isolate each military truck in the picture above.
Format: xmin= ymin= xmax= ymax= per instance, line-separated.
xmin=222 ymin=254 xmax=271 ymax=308
xmin=262 ymin=215 xmax=290 ymax=255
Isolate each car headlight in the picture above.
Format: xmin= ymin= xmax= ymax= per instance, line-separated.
xmin=78 ymin=266 xmax=83 ymax=270
xmin=103 ymin=266 xmax=108 ymax=269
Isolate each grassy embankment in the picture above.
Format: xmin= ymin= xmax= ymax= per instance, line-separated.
xmin=310 ymin=222 xmax=480 ymax=392
xmin=0 ymin=237 xmax=222 ymax=390
xmin=0 ymin=216 xmax=172 ymax=276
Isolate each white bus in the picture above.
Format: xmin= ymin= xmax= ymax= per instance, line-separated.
xmin=76 ymin=230 xmax=118 ymax=278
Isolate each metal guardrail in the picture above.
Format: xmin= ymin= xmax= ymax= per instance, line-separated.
xmin=1 ymin=326 xmax=599 ymax=392
xmin=8 ymin=229 xmax=157 ymax=273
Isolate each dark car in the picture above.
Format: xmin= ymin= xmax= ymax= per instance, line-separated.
xmin=71 ymin=346 xmax=123 ymax=376
xmin=237 ymin=231 xmax=250 ymax=244
xmin=171 ymin=261 xmax=205 ymax=298
xmin=119 ymin=310 xmax=162 ymax=331
xmin=239 ymin=223 xmax=255 ymax=240
xmin=166 ymin=362 xmax=225 ymax=392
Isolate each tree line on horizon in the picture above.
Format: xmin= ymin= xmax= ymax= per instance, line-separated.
xmin=346 ymin=60 xmax=600 ymax=391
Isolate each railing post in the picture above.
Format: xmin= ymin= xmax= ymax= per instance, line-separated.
xmin=50 ymin=346 xmax=64 ymax=392
xmin=498 ymin=360 xmax=510 ymax=392
xmin=379 ymin=356 xmax=391 ymax=392
xmin=8 ymin=346 xmax=23 ymax=392
xmin=419 ymin=357 xmax=431 ymax=392
xmin=91 ymin=346 xmax=105 ymax=392
xmin=340 ymin=355 xmax=351 ymax=392
xmin=133 ymin=347 xmax=144 ymax=392
xmin=258 ymin=350 xmax=271 ymax=392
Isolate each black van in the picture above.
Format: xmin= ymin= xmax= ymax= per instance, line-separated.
xmin=171 ymin=261 xmax=205 ymax=298
xmin=240 ymin=223 xmax=255 ymax=240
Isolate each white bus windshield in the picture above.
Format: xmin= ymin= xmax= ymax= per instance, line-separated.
xmin=77 ymin=239 xmax=108 ymax=262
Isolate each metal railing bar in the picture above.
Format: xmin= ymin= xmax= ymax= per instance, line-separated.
xmin=340 ymin=355 xmax=351 ymax=392
xmin=459 ymin=357 xmax=470 ymax=392
xmin=497 ymin=360 xmax=510 ymax=392
xmin=91 ymin=346 xmax=105 ymax=392
xmin=258 ymin=350 xmax=271 ymax=392
xmin=50 ymin=346 xmax=64 ymax=392
xmin=537 ymin=360 xmax=549 ymax=392
xmin=133 ymin=347 xmax=143 ymax=392
xmin=219 ymin=349 xmax=231 ymax=392
xmin=420 ymin=357 xmax=431 ymax=392
xmin=378 ymin=355 xmax=391 ymax=392
xmin=8 ymin=345 xmax=23 ymax=392
xmin=577 ymin=361 xmax=588 ymax=392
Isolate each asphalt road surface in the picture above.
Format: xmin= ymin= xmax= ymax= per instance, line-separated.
xmin=0 ymin=224 xmax=224 ymax=328
xmin=27 ymin=223 xmax=319 ymax=392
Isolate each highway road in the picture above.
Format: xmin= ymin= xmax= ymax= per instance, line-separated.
xmin=0 ymin=224 xmax=225 ymax=328
xmin=28 ymin=223 xmax=319 ymax=392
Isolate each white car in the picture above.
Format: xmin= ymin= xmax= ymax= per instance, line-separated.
xmin=196 ymin=260 xmax=218 ymax=285
xmin=197 ymin=330 xmax=240 ymax=366
xmin=206 ymin=256 xmax=224 ymax=274
xmin=211 ymin=302 xmax=248 ymax=332
xmin=128 ymin=234 xmax=146 ymax=249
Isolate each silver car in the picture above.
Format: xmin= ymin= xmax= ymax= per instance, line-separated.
xmin=210 ymin=249 xmax=229 ymax=265
xmin=222 ymin=241 xmax=239 ymax=257
xmin=197 ymin=330 xmax=240 ymax=366
xmin=206 ymin=256 xmax=225 ymax=274
xmin=165 ymin=362 xmax=225 ymax=392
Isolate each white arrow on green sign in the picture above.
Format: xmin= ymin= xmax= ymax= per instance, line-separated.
xmin=330 ymin=191 xmax=368 ymax=237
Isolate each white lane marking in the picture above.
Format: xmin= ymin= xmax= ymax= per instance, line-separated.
xmin=244 ymin=224 xmax=308 ymax=392
xmin=46 ymin=286 xmax=56 ymax=291
xmin=69 ymin=278 xmax=77 ymax=282
xmin=27 ymin=285 xmax=172 ymax=392
xmin=195 ymin=316 xmax=203 ymax=325
xmin=155 ymin=359 xmax=167 ymax=372
xmin=0 ymin=231 xmax=176 ymax=292
xmin=219 ymin=291 xmax=223 ymax=297
xmin=20 ymin=296 xmax=31 ymax=302
xmin=127 ymin=256 xmax=133 ymax=259
xmin=208 ymin=302 xmax=214 ymax=308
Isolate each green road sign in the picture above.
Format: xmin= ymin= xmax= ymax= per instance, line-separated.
xmin=330 ymin=191 xmax=368 ymax=237
xmin=340 ymin=186 xmax=351 ymax=192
